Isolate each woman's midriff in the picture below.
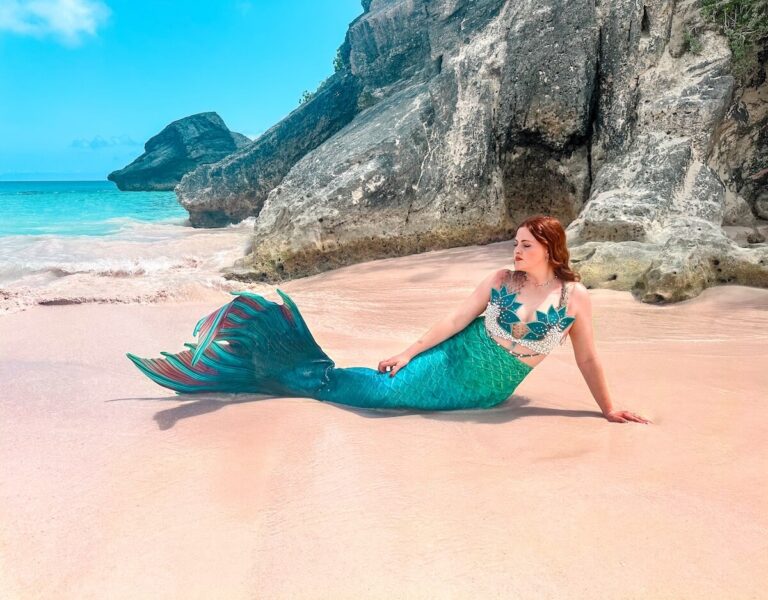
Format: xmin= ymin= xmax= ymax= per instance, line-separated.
xmin=487 ymin=333 xmax=548 ymax=369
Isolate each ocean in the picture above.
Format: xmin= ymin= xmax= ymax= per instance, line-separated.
xmin=0 ymin=181 xmax=256 ymax=313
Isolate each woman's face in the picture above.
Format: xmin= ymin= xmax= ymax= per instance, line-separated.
xmin=513 ymin=227 xmax=549 ymax=269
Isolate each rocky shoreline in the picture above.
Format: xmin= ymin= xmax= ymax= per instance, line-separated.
xmin=121 ymin=0 xmax=768 ymax=304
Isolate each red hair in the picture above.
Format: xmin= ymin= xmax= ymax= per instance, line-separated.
xmin=515 ymin=215 xmax=581 ymax=282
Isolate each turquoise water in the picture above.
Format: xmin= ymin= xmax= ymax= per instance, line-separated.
xmin=0 ymin=181 xmax=188 ymax=236
xmin=0 ymin=180 xmax=254 ymax=308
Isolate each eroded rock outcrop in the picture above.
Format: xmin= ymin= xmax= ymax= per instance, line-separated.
xmin=108 ymin=112 xmax=251 ymax=192
xmin=179 ymin=0 xmax=767 ymax=302
xmin=176 ymin=75 xmax=363 ymax=227
xmin=222 ymin=0 xmax=601 ymax=277
xmin=567 ymin=0 xmax=768 ymax=301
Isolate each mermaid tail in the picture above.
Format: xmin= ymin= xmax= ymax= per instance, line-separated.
xmin=126 ymin=290 xmax=533 ymax=410
xmin=126 ymin=290 xmax=333 ymax=396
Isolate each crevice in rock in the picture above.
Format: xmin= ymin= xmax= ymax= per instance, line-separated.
xmin=584 ymin=27 xmax=602 ymax=193
xmin=641 ymin=5 xmax=651 ymax=38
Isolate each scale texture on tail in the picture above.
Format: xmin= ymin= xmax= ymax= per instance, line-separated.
xmin=127 ymin=290 xmax=534 ymax=410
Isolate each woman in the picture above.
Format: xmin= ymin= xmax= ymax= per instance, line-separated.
xmin=127 ymin=214 xmax=650 ymax=424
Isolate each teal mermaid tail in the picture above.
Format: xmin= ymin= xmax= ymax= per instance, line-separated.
xmin=126 ymin=290 xmax=334 ymax=396
xmin=126 ymin=290 xmax=533 ymax=410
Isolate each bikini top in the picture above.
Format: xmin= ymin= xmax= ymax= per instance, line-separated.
xmin=483 ymin=271 xmax=576 ymax=356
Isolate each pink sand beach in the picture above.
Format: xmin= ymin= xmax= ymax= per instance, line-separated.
xmin=1 ymin=240 xmax=767 ymax=599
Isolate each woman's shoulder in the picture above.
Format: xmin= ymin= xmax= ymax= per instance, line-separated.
xmin=564 ymin=281 xmax=590 ymax=314
xmin=567 ymin=280 xmax=589 ymax=296
xmin=491 ymin=267 xmax=521 ymax=287
xmin=489 ymin=266 xmax=509 ymax=281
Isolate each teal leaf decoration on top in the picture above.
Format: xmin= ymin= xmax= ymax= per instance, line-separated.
xmin=522 ymin=305 xmax=576 ymax=341
xmin=490 ymin=285 xmax=576 ymax=339
xmin=490 ymin=285 xmax=523 ymax=334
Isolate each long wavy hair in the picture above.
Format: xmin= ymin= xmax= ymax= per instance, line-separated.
xmin=515 ymin=215 xmax=581 ymax=283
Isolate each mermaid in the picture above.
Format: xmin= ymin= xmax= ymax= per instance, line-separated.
xmin=127 ymin=215 xmax=651 ymax=423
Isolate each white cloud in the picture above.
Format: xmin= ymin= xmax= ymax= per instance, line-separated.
xmin=0 ymin=0 xmax=110 ymax=45
xmin=71 ymin=134 xmax=139 ymax=149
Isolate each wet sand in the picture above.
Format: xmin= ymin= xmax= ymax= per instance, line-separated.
xmin=1 ymin=240 xmax=767 ymax=599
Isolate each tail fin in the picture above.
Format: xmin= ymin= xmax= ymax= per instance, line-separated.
xmin=126 ymin=289 xmax=335 ymax=395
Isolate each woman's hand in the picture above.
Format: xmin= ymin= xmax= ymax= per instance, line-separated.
xmin=604 ymin=409 xmax=652 ymax=424
xmin=377 ymin=352 xmax=412 ymax=377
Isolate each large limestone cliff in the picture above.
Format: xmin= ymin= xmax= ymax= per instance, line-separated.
xmin=178 ymin=0 xmax=768 ymax=303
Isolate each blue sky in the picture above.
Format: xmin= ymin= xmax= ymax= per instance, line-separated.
xmin=0 ymin=0 xmax=364 ymax=180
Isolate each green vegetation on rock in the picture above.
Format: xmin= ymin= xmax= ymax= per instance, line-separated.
xmin=701 ymin=0 xmax=768 ymax=84
xmin=683 ymin=28 xmax=704 ymax=54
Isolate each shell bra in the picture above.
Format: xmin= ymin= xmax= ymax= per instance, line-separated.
xmin=484 ymin=271 xmax=576 ymax=357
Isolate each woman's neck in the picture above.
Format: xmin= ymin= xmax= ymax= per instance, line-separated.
xmin=522 ymin=270 xmax=557 ymax=287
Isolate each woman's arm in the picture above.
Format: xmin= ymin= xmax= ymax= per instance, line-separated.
xmin=377 ymin=268 xmax=508 ymax=376
xmin=568 ymin=284 xmax=651 ymax=423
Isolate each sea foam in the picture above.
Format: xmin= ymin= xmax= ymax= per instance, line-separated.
xmin=0 ymin=182 xmax=263 ymax=314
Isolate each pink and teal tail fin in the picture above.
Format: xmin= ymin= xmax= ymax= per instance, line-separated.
xmin=126 ymin=289 xmax=335 ymax=396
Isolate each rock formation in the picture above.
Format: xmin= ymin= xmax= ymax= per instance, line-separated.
xmin=178 ymin=0 xmax=768 ymax=303
xmin=108 ymin=112 xmax=251 ymax=193
xmin=566 ymin=0 xmax=768 ymax=302
xmin=176 ymin=76 xmax=363 ymax=227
